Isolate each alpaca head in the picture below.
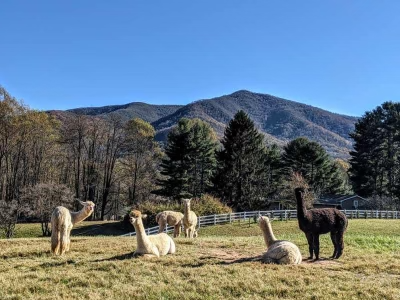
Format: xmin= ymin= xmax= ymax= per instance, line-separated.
xmin=182 ymin=198 xmax=192 ymax=208
xmin=129 ymin=210 xmax=147 ymax=225
xmin=257 ymin=216 xmax=271 ymax=227
xmin=294 ymin=187 xmax=305 ymax=201
xmin=78 ymin=200 xmax=95 ymax=216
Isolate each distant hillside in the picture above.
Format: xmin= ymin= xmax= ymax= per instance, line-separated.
xmin=51 ymin=90 xmax=357 ymax=158
xmin=152 ymin=90 xmax=357 ymax=157
xmin=67 ymin=102 xmax=183 ymax=123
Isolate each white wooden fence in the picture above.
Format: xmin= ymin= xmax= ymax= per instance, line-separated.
xmin=120 ymin=209 xmax=400 ymax=237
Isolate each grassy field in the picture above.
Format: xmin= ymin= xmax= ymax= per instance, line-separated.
xmin=1 ymin=219 xmax=400 ymax=300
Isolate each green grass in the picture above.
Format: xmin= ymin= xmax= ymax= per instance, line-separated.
xmin=1 ymin=219 xmax=400 ymax=299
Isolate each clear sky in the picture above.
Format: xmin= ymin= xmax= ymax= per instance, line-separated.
xmin=0 ymin=1 xmax=399 ymax=116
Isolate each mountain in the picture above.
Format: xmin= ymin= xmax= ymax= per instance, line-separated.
xmin=67 ymin=102 xmax=183 ymax=123
xmin=51 ymin=90 xmax=358 ymax=158
xmin=153 ymin=90 xmax=357 ymax=157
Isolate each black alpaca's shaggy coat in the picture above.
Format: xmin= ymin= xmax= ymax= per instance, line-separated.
xmin=295 ymin=188 xmax=348 ymax=260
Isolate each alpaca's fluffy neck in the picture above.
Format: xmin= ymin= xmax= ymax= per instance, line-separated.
xmin=260 ymin=220 xmax=277 ymax=248
xmin=184 ymin=203 xmax=191 ymax=218
xmin=133 ymin=218 xmax=152 ymax=249
xmin=71 ymin=208 xmax=91 ymax=225
xmin=296 ymin=193 xmax=308 ymax=221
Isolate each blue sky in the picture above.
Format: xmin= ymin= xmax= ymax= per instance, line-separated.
xmin=0 ymin=1 xmax=399 ymax=116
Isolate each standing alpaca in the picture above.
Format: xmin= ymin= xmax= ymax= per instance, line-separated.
xmin=182 ymin=199 xmax=198 ymax=238
xmin=51 ymin=200 xmax=95 ymax=256
xmin=295 ymin=188 xmax=348 ymax=260
xmin=129 ymin=210 xmax=176 ymax=258
xmin=258 ymin=216 xmax=302 ymax=264
xmin=156 ymin=211 xmax=184 ymax=238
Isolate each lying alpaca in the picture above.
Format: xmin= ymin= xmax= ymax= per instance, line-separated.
xmin=258 ymin=216 xmax=302 ymax=264
xmin=129 ymin=210 xmax=176 ymax=258
xmin=51 ymin=200 xmax=95 ymax=255
xmin=182 ymin=199 xmax=198 ymax=238
xmin=295 ymin=188 xmax=348 ymax=260
xmin=156 ymin=210 xmax=184 ymax=238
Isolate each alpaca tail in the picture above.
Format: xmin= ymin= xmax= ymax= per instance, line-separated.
xmin=51 ymin=213 xmax=60 ymax=255
xmin=51 ymin=224 xmax=60 ymax=255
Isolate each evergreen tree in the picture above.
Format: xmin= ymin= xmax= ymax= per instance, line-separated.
xmin=157 ymin=118 xmax=217 ymax=199
xmin=215 ymin=110 xmax=268 ymax=211
xmin=349 ymin=102 xmax=400 ymax=203
xmin=264 ymin=144 xmax=282 ymax=198
xmin=282 ymin=137 xmax=347 ymax=195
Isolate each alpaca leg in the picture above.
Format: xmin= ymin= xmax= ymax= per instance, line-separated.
xmin=59 ymin=226 xmax=68 ymax=255
xmin=184 ymin=228 xmax=189 ymax=238
xmin=173 ymin=225 xmax=180 ymax=238
xmin=188 ymin=228 xmax=193 ymax=238
xmin=313 ymin=234 xmax=320 ymax=260
xmin=158 ymin=223 xmax=165 ymax=234
xmin=177 ymin=224 xmax=182 ymax=237
xmin=335 ymin=231 xmax=345 ymax=259
xmin=305 ymin=233 xmax=314 ymax=259
xmin=66 ymin=227 xmax=72 ymax=252
xmin=330 ymin=232 xmax=338 ymax=259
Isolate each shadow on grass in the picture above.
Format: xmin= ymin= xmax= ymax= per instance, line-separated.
xmin=92 ymin=251 xmax=136 ymax=262
xmin=1 ymin=251 xmax=49 ymax=260
xmin=182 ymin=255 xmax=263 ymax=266
xmin=39 ymin=259 xmax=78 ymax=268
xmin=71 ymin=222 xmax=128 ymax=236
xmin=212 ymin=255 xmax=263 ymax=265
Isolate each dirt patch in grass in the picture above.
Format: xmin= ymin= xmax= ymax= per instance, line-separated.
xmin=209 ymin=249 xmax=249 ymax=262
xmin=301 ymin=258 xmax=343 ymax=266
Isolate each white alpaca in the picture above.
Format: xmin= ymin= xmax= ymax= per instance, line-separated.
xmin=156 ymin=211 xmax=184 ymax=238
xmin=129 ymin=210 xmax=176 ymax=258
xmin=182 ymin=199 xmax=198 ymax=238
xmin=50 ymin=200 xmax=95 ymax=256
xmin=258 ymin=216 xmax=302 ymax=265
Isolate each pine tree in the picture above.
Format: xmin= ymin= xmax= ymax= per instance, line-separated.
xmin=349 ymin=102 xmax=400 ymax=203
xmin=282 ymin=137 xmax=347 ymax=195
xmin=215 ymin=110 xmax=268 ymax=211
xmin=156 ymin=118 xmax=217 ymax=199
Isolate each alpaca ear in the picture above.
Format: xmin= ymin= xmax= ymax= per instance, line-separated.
xmin=76 ymin=199 xmax=86 ymax=206
xmin=142 ymin=214 xmax=148 ymax=219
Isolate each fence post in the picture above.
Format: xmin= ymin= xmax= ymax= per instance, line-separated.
xmin=198 ymin=218 xmax=201 ymax=229
xmin=214 ymin=214 xmax=216 ymax=225
xmin=229 ymin=213 xmax=232 ymax=223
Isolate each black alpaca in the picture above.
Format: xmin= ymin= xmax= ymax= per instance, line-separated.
xmin=295 ymin=188 xmax=348 ymax=260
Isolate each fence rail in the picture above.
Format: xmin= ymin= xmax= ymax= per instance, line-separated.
xmin=120 ymin=209 xmax=400 ymax=237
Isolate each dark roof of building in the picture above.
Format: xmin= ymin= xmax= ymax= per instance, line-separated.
xmin=316 ymin=194 xmax=367 ymax=205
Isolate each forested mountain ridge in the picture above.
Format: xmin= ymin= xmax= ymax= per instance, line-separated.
xmin=52 ymin=90 xmax=358 ymax=158
xmin=67 ymin=102 xmax=183 ymax=123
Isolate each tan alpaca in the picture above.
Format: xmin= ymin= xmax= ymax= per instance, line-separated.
xmin=50 ymin=201 xmax=95 ymax=256
xmin=182 ymin=199 xmax=198 ymax=238
xmin=156 ymin=211 xmax=184 ymax=238
xmin=258 ymin=216 xmax=302 ymax=265
xmin=129 ymin=210 xmax=176 ymax=258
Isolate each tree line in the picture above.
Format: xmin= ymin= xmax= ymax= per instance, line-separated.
xmin=0 ymin=86 xmax=397 ymax=238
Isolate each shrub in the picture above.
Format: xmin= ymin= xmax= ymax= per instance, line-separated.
xmin=123 ymin=194 xmax=232 ymax=228
xmin=191 ymin=194 xmax=232 ymax=217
